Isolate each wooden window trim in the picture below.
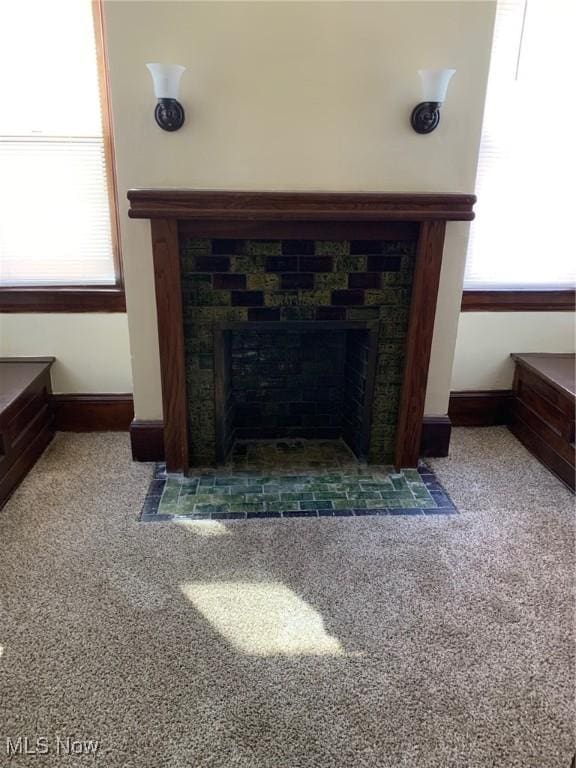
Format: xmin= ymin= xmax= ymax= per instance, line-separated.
xmin=461 ymin=289 xmax=576 ymax=312
xmin=0 ymin=1 xmax=124 ymax=314
xmin=0 ymin=287 xmax=125 ymax=313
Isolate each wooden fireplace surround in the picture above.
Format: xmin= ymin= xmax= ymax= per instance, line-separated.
xmin=128 ymin=189 xmax=476 ymax=473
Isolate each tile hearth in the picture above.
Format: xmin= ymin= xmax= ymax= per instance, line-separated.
xmin=140 ymin=440 xmax=457 ymax=521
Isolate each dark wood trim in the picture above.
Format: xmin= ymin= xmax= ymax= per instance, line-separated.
xmin=52 ymin=394 xmax=133 ymax=431
xmin=129 ymin=190 xmax=476 ymax=222
xmin=0 ymin=359 xmax=55 ymax=509
xmin=511 ymin=353 xmax=575 ymax=401
xmin=509 ymin=415 xmax=575 ymax=491
xmin=462 ymin=289 xmax=576 ymax=312
xmin=150 ymin=219 xmax=188 ymax=472
xmin=449 ymin=390 xmax=513 ymax=426
xmin=130 ymin=419 xmax=165 ymax=462
xmin=395 ymin=220 xmax=446 ymax=469
xmin=0 ymin=288 xmax=126 ymax=313
xmin=178 ymin=219 xmax=420 ymax=242
xmin=420 ymin=416 xmax=452 ymax=458
xmin=0 ymin=417 xmax=54 ymax=509
xmin=130 ymin=417 xmax=452 ymax=463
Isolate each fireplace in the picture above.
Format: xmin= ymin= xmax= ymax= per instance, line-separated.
xmin=128 ymin=190 xmax=476 ymax=472
xmin=180 ymin=234 xmax=415 ymax=466
xmin=214 ymin=321 xmax=378 ymax=462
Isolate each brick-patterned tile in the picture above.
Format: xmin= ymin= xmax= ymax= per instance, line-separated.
xmin=266 ymin=256 xmax=298 ymax=272
xmin=248 ymin=308 xmax=280 ymax=321
xmin=331 ymin=289 xmax=365 ymax=306
xmin=213 ymin=273 xmax=246 ymax=289
xmin=281 ymin=273 xmax=314 ymax=289
xmin=231 ymin=291 xmax=264 ymax=307
xmin=367 ymin=255 xmax=401 ymax=272
xmin=194 ymin=256 xmax=230 ymax=272
xmin=212 ymin=239 xmax=239 ymax=254
xmin=299 ymin=256 xmax=333 ymax=272
xmin=348 ymin=272 xmax=382 ymax=289
xmin=316 ymin=307 xmax=346 ymax=321
xmin=282 ymin=240 xmax=315 ymax=255
xmin=350 ymin=240 xmax=383 ymax=255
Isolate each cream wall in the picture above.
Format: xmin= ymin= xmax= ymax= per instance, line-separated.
xmin=0 ymin=314 xmax=132 ymax=393
xmin=452 ymin=313 xmax=576 ymax=391
xmin=103 ymin=0 xmax=496 ymax=421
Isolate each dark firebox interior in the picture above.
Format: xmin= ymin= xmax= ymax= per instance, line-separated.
xmin=215 ymin=323 xmax=377 ymax=463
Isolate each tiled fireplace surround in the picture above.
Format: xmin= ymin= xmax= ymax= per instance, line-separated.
xmin=128 ymin=190 xmax=475 ymax=473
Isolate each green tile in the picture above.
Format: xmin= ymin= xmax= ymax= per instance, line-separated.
xmin=177 ymin=495 xmax=198 ymax=513
xmin=231 ymin=255 xmax=266 ymax=273
xmin=347 ymin=491 xmax=381 ymax=500
xmin=315 ymin=241 xmax=349 ymax=256
xmin=314 ymin=273 xmax=348 ymax=290
xmin=194 ymin=503 xmax=229 ymax=514
xmin=247 ymin=273 xmax=280 ymax=290
xmin=229 ymin=503 xmax=265 ymax=513
xmin=334 ymin=254 xmax=366 ymax=272
xmin=265 ymin=500 xmax=298 ymax=512
xmin=244 ymin=240 xmax=281 ymax=256
xmin=332 ymin=498 xmax=354 ymax=509
xmin=264 ymin=291 xmax=299 ymax=307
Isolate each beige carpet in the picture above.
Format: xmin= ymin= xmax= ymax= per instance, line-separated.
xmin=0 ymin=428 xmax=573 ymax=767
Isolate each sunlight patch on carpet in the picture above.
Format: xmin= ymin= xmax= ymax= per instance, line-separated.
xmin=180 ymin=581 xmax=344 ymax=656
xmin=172 ymin=519 xmax=230 ymax=536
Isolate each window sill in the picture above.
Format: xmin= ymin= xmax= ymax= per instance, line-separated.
xmin=461 ymin=289 xmax=576 ymax=312
xmin=0 ymin=287 xmax=126 ymax=313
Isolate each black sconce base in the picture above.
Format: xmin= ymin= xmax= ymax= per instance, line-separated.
xmin=410 ymin=101 xmax=441 ymax=134
xmin=154 ymin=98 xmax=185 ymax=131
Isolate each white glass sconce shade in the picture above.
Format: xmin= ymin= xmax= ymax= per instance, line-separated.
xmin=146 ymin=63 xmax=185 ymax=99
xmin=417 ymin=69 xmax=456 ymax=104
xmin=411 ymin=69 xmax=455 ymax=134
xmin=146 ymin=63 xmax=186 ymax=132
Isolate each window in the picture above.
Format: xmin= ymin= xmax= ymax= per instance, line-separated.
xmin=0 ymin=0 xmax=123 ymax=310
xmin=464 ymin=0 xmax=575 ymax=303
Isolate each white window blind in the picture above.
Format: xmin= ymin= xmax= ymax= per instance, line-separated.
xmin=0 ymin=0 xmax=116 ymax=287
xmin=465 ymin=0 xmax=576 ymax=290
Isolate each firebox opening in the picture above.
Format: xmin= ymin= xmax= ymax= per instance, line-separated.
xmin=214 ymin=321 xmax=378 ymax=464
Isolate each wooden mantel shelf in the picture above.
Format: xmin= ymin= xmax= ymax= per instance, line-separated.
xmin=128 ymin=189 xmax=476 ymax=222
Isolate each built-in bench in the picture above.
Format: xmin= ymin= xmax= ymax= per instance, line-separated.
xmin=0 ymin=358 xmax=54 ymax=508
xmin=510 ymin=353 xmax=575 ymax=491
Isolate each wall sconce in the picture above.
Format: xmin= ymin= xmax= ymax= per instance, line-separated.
xmin=410 ymin=69 xmax=455 ymax=134
xmin=146 ymin=63 xmax=186 ymax=132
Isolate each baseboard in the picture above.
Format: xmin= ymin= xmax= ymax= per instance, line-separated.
xmin=53 ymin=390 xmax=513 ymax=458
xmin=448 ymin=390 xmax=513 ymax=427
xmin=130 ymin=419 xmax=165 ymax=461
xmin=52 ymin=394 xmax=134 ymax=431
xmin=420 ymin=416 xmax=452 ymax=458
xmin=130 ymin=417 xmax=452 ymax=462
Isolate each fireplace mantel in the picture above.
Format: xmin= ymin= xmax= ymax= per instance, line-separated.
xmin=128 ymin=189 xmax=475 ymax=222
xmin=128 ymin=189 xmax=475 ymax=473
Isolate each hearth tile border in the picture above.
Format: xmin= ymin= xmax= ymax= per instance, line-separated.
xmin=139 ymin=462 xmax=457 ymax=521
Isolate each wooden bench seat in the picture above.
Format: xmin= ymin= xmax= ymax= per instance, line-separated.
xmin=0 ymin=358 xmax=54 ymax=508
xmin=510 ymin=353 xmax=575 ymax=491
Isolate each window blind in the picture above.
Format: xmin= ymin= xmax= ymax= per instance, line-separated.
xmin=464 ymin=0 xmax=575 ymax=290
xmin=0 ymin=0 xmax=116 ymax=287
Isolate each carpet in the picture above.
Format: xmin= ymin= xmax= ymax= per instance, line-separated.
xmin=0 ymin=428 xmax=573 ymax=767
